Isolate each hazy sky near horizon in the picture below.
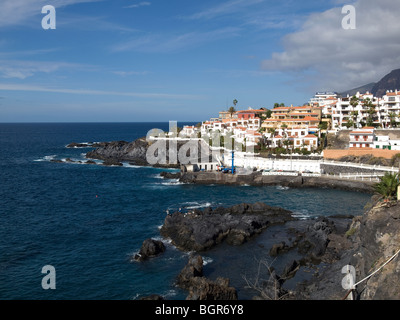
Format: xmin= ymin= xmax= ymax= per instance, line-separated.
xmin=1 ymin=0 xmax=400 ymax=122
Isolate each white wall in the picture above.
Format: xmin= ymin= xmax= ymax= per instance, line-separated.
xmin=225 ymin=154 xmax=321 ymax=173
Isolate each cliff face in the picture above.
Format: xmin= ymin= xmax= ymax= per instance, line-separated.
xmin=350 ymin=201 xmax=400 ymax=299
xmin=300 ymin=201 xmax=400 ymax=300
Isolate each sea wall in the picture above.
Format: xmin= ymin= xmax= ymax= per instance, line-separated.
xmin=179 ymin=171 xmax=374 ymax=193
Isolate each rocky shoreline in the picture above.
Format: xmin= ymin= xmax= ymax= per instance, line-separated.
xmin=137 ymin=199 xmax=400 ymax=300
xmin=136 ymin=202 xmax=361 ymax=300
xmin=64 ymin=138 xmax=400 ymax=299
xmin=58 ymin=138 xmax=375 ymax=193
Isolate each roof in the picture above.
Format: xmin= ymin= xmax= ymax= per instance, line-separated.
xmin=350 ymin=131 xmax=374 ymax=134
xmin=303 ymin=116 xmax=320 ymax=121
xmin=236 ymin=110 xmax=256 ymax=114
xmin=264 ymin=118 xmax=318 ymax=123
xmin=304 ymin=134 xmax=318 ymax=138
xmin=290 ymin=112 xmax=320 ymax=116
xmin=235 ymin=126 xmax=247 ymax=131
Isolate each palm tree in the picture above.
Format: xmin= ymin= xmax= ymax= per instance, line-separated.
xmin=228 ymin=106 xmax=236 ymax=118
xmin=280 ymin=123 xmax=288 ymax=138
xmin=388 ymin=112 xmax=397 ymax=128
xmin=350 ymin=111 xmax=359 ymax=128
xmin=364 ymin=98 xmax=376 ymax=127
xmin=350 ymin=95 xmax=359 ymax=110
xmin=267 ymin=127 xmax=276 ymax=138
xmin=345 ymin=119 xmax=355 ymax=129
xmin=282 ymin=139 xmax=290 ymax=151
xmin=373 ymin=172 xmax=399 ymax=201
xmin=233 ymin=99 xmax=238 ymax=107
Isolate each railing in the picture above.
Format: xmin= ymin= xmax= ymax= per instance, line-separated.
xmin=324 ymin=172 xmax=385 ymax=182
xmin=302 ymin=173 xmax=322 ymax=177
xmin=262 ymin=171 xmax=298 ymax=176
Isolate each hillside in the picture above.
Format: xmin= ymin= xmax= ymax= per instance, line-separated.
xmin=371 ymin=68 xmax=400 ymax=97
xmin=340 ymin=83 xmax=376 ymax=97
xmin=326 ymin=130 xmax=351 ymax=149
xmin=339 ymin=68 xmax=400 ymax=97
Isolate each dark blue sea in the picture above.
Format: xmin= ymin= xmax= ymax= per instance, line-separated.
xmin=0 ymin=123 xmax=371 ymax=300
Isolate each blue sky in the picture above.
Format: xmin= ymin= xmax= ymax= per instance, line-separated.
xmin=1 ymin=0 xmax=400 ymax=122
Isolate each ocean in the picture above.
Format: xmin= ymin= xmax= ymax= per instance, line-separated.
xmin=0 ymin=122 xmax=371 ymax=300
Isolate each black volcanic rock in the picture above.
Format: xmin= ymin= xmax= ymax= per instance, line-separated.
xmin=85 ymin=137 xmax=214 ymax=168
xmin=160 ymin=203 xmax=294 ymax=252
xmin=133 ymin=238 xmax=166 ymax=261
xmin=177 ymin=254 xmax=238 ymax=300
xmin=86 ymin=139 xmax=149 ymax=164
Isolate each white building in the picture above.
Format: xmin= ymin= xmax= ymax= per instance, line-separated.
xmin=328 ymin=90 xmax=400 ymax=130
xmin=309 ymin=92 xmax=338 ymax=106
xmin=349 ymin=127 xmax=375 ymax=149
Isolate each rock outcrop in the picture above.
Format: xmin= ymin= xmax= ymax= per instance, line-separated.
xmin=350 ymin=201 xmax=400 ymax=299
xmin=160 ymin=202 xmax=294 ymax=252
xmin=133 ymin=238 xmax=166 ymax=262
xmin=66 ymin=142 xmax=108 ymax=148
xmin=177 ymin=254 xmax=238 ymax=300
xmin=85 ymin=138 xmax=215 ymax=168
xmin=86 ymin=139 xmax=150 ymax=166
xmin=296 ymin=201 xmax=400 ymax=300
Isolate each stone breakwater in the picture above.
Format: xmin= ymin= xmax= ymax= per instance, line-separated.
xmin=179 ymin=171 xmax=374 ymax=194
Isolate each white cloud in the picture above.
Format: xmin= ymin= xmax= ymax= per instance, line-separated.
xmin=111 ymin=70 xmax=149 ymax=76
xmin=0 ymin=60 xmax=93 ymax=79
xmin=260 ymin=0 xmax=400 ymax=91
xmin=184 ymin=0 xmax=264 ymax=20
xmin=123 ymin=1 xmax=151 ymax=9
xmin=0 ymin=83 xmax=203 ymax=100
xmin=0 ymin=0 xmax=102 ymax=27
xmin=112 ymin=27 xmax=241 ymax=53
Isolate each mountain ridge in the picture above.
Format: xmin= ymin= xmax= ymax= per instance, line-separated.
xmin=339 ymin=68 xmax=400 ymax=97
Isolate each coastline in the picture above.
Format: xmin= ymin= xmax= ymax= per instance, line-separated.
xmin=76 ymin=137 xmax=376 ymax=194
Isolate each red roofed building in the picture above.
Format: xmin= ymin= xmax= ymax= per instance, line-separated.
xmin=349 ymin=127 xmax=375 ymax=149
